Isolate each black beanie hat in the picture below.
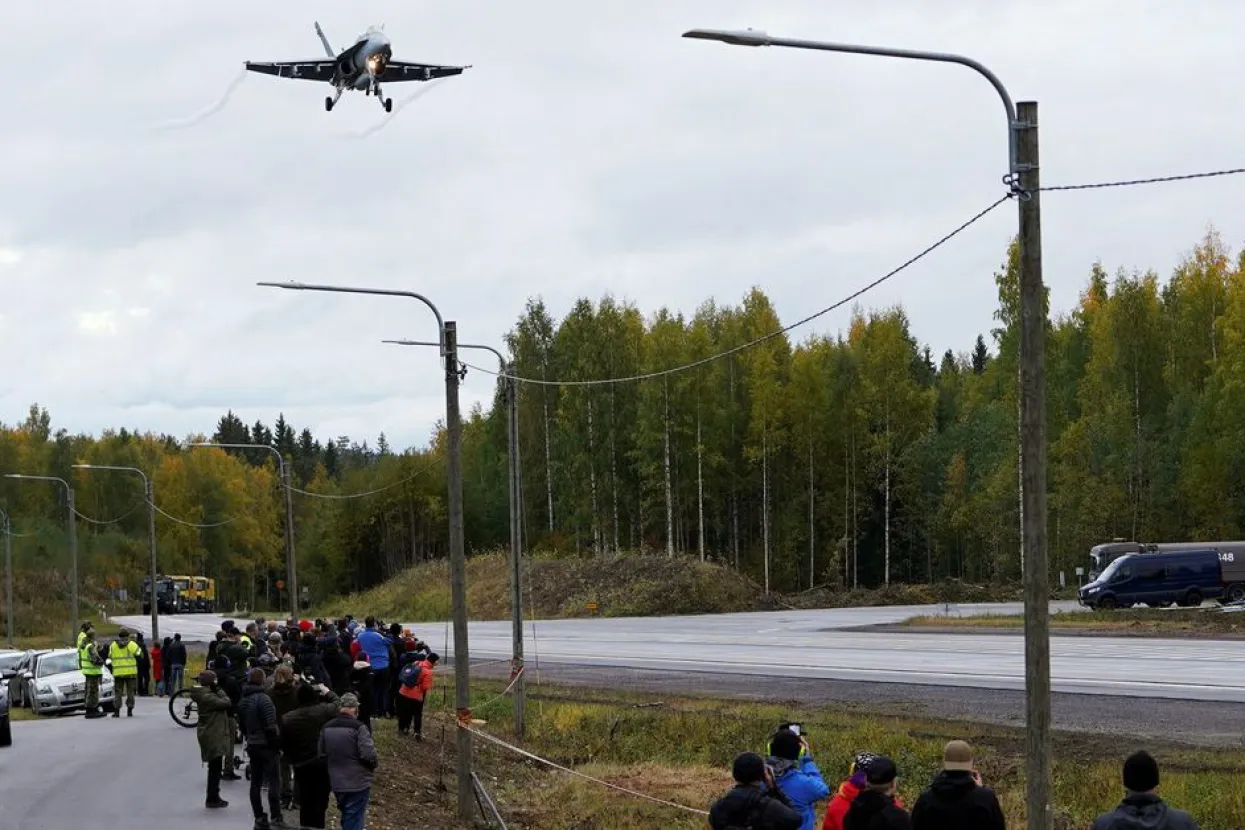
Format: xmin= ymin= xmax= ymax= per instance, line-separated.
xmin=769 ymin=729 xmax=802 ymax=761
xmin=732 ymin=752 xmax=766 ymax=784
xmin=1123 ymin=750 xmax=1159 ymax=792
xmin=296 ymin=682 xmax=319 ymax=705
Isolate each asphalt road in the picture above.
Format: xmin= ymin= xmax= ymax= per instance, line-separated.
xmin=0 ymin=700 xmax=238 ymax=830
xmin=114 ymin=599 xmax=1245 ymax=702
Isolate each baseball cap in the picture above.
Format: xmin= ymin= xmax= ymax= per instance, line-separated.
xmin=865 ymin=756 xmax=898 ymax=786
xmin=943 ymin=740 xmax=974 ymax=771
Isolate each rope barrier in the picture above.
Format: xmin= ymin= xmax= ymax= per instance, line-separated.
xmin=460 ymin=721 xmax=711 ymax=817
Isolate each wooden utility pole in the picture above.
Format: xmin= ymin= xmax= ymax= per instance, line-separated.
xmin=1017 ymin=99 xmax=1051 ymax=830
xmin=444 ymin=321 xmax=473 ymax=819
xmin=506 ymin=366 xmax=526 ymax=737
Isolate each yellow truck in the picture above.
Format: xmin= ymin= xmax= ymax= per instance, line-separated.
xmin=144 ymin=575 xmax=217 ymax=613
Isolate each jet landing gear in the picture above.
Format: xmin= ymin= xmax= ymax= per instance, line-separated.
xmin=325 ymin=86 xmax=344 ymax=112
xmin=373 ymin=84 xmax=392 ymax=113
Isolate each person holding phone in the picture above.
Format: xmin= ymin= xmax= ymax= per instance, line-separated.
xmin=910 ymin=740 xmax=1006 ymax=830
xmin=710 ymin=752 xmax=802 ymax=830
xmin=767 ymin=728 xmax=832 ymax=830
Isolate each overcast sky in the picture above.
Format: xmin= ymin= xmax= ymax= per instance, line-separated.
xmin=1 ymin=0 xmax=1241 ymax=452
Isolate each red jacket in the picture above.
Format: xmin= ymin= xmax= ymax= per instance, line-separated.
xmin=398 ymin=659 xmax=435 ymax=702
xmin=151 ymin=647 xmax=163 ymax=681
xmin=824 ymin=780 xmax=904 ymax=830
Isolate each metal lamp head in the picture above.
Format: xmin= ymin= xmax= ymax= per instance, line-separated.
xmin=682 ymin=28 xmax=771 ymax=46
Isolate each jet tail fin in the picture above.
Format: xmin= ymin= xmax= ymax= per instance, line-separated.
xmin=314 ymin=21 xmax=335 ymax=58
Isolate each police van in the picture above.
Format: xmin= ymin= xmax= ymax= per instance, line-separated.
xmin=1077 ymin=547 xmax=1245 ymax=610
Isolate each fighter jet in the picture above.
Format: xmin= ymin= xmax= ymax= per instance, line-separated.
xmin=245 ymin=22 xmax=470 ymax=112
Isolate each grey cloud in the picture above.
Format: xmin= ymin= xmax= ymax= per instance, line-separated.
xmin=2 ymin=0 xmax=1242 ymax=450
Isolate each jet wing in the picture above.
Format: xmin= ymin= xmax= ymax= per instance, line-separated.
xmin=380 ymin=61 xmax=471 ymax=82
xmin=245 ymin=60 xmax=338 ymax=82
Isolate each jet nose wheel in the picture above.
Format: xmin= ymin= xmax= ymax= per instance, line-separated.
xmin=384 ymin=98 xmax=393 ymax=113
xmin=325 ymin=96 xmax=335 ymax=112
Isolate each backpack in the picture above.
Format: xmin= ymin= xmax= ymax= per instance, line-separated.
xmin=399 ymin=661 xmax=423 ymax=688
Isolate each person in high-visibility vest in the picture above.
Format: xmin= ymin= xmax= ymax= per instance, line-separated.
xmin=76 ymin=621 xmax=93 ymax=650
xmin=79 ymin=629 xmax=105 ymax=719
xmin=108 ymin=628 xmax=142 ymax=717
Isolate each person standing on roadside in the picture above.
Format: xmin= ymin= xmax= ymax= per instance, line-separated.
xmin=355 ymin=617 xmax=390 ymax=719
xmin=825 ymin=753 xmax=905 ymax=830
xmin=319 ymin=693 xmax=378 ymax=830
xmin=768 ymin=728 xmax=831 ymax=830
xmin=710 ymin=751 xmax=802 ymax=830
xmin=843 ymin=756 xmax=911 ymax=830
xmin=1091 ymin=751 xmax=1198 ymax=830
xmin=238 ymin=667 xmax=286 ymax=830
xmin=911 ymin=741 xmax=1006 ymax=830
xmin=135 ymin=632 xmax=151 ymax=696
xmin=190 ymin=670 xmax=232 ymax=811
xmin=108 ymin=628 xmax=141 ymax=718
xmin=395 ymin=650 xmax=437 ymax=740
xmin=281 ymin=680 xmax=341 ymax=829
xmin=79 ymin=629 xmax=106 ymax=720
xmin=76 ymin=621 xmax=92 ymax=650
xmin=151 ymin=638 xmax=164 ymax=697
xmin=166 ymin=633 xmax=188 ymax=693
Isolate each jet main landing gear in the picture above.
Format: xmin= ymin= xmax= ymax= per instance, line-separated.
xmin=326 ymin=86 xmax=344 ymax=112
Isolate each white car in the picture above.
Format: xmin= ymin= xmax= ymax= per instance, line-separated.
xmin=19 ymin=649 xmax=115 ymax=715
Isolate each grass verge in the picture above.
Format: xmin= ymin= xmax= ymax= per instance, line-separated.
xmin=315 ymin=551 xmax=1072 ymax=622
xmin=362 ymin=677 xmax=1245 ymax=829
xmin=903 ymin=609 xmax=1245 ymax=637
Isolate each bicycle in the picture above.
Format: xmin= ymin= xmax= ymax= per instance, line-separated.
xmin=168 ymin=687 xmax=199 ymax=728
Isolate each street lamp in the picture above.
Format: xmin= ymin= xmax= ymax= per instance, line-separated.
xmin=0 ymin=508 xmax=13 ymax=648
xmin=73 ymin=464 xmax=160 ymax=643
xmin=683 ymin=28 xmax=1049 ymax=829
xmin=190 ymin=442 xmax=298 ymax=619
xmin=4 ymin=474 xmax=79 ymax=638
xmin=259 ymin=279 xmax=474 ymax=820
xmin=384 ymin=337 xmax=526 ymax=738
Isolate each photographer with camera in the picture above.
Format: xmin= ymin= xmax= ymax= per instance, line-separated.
xmin=279 ymin=676 xmax=342 ymax=829
xmin=767 ymin=726 xmax=831 ymax=830
xmin=710 ymin=751 xmax=803 ymax=830
xmin=189 ymin=670 xmax=234 ymax=811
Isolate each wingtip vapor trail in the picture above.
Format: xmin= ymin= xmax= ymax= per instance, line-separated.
xmin=150 ymin=69 xmax=248 ymax=132
xmin=344 ymin=78 xmax=449 ymax=139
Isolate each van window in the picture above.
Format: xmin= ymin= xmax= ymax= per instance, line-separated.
xmin=1112 ymin=565 xmax=1133 ymax=582
xmin=1138 ymin=564 xmax=1165 ymax=581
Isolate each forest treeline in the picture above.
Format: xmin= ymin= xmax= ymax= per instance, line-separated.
xmin=1 ymin=229 xmax=1242 ymax=607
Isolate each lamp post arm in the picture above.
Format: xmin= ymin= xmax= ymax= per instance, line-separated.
xmin=684 ymin=29 xmax=1022 ymax=186
xmin=383 ymin=339 xmax=507 ymax=373
xmin=261 ymin=282 xmax=446 ymax=354
xmin=191 ymin=442 xmax=285 ymax=476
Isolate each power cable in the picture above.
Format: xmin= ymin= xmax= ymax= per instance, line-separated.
xmin=285 ymin=457 xmax=440 ymax=500
xmin=462 ymin=194 xmax=1014 ymax=387
xmin=72 ymin=503 xmax=144 ymax=526
xmin=146 ymin=499 xmax=237 ymax=528
xmin=1040 ymin=166 xmax=1245 ymax=192
xmin=463 ymin=164 xmax=1245 ymax=390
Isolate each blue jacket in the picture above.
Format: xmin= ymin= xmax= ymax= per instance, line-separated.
xmin=356 ymin=628 xmax=390 ymax=670
xmin=770 ymin=755 xmax=831 ymax=830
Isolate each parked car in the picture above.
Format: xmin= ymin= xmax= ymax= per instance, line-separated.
xmin=0 ymin=650 xmax=22 ymax=680
xmin=6 ymin=649 xmax=47 ymax=706
xmin=18 ymin=649 xmax=115 ymax=715
xmin=0 ymin=670 xmax=11 ymax=746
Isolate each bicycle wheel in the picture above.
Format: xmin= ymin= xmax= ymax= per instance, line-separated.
xmin=169 ymin=688 xmax=199 ymax=728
